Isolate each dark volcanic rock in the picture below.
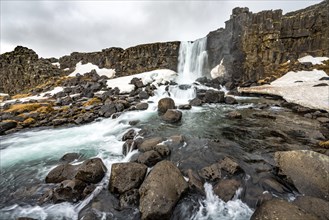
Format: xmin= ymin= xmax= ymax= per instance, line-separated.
xmin=119 ymin=189 xmax=140 ymax=208
xmin=225 ymin=96 xmax=237 ymax=104
xmin=161 ymin=109 xmax=182 ymax=123
xmin=251 ymin=199 xmax=319 ymax=220
xmin=60 ymin=153 xmax=81 ymax=164
xmin=275 ymin=150 xmax=329 ymax=201
xmin=139 ymin=160 xmax=188 ymax=220
xmin=75 ymin=158 xmax=107 ymax=184
xmin=137 ymin=150 xmax=162 ymax=167
xmin=203 ymin=90 xmax=225 ymax=103
xmin=189 ymin=98 xmax=203 ymax=106
xmin=158 ymin=97 xmax=175 ymax=114
xmin=0 ymin=121 xmax=17 ymax=135
xmin=45 ymin=164 xmax=77 ymax=183
xmin=139 ymin=137 xmax=164 ymax=152
xmin=153 ymin=144 xmax=171 ymax=157
xmin=109 ymin=162 xmax=147 ymax=194
xmin=213 ymin=179 xmax=241 ymax=202
xmin=122 ymin=129 xmax=137 ymax=141
xmin=136 ymin=102 xmax=149 ymax=110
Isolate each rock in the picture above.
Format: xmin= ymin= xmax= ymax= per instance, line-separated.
xmin=203 ymin=90 xmax=225 ymax=103
xmin=187 ymin=169 xmax=204 ymax=194
xmin=98 ymin=103 xmax=117 ymax=118
xmin=213 ymin=179 xmax=241 ymax=202
xmin=220 ymin=157 xmax=242 ymax=175
xmin=158 ymin=97 xmax=175 ymax=114
xmin=161 ymin=109 xmax=182 ymax=123
xmin=45 ymin=164 xmax=77 ymax=183
xmin=313 ymin=83 xmax=328 ymax=87
xmin=227 ymin=111 xmax=242 ymax=119
xmin=251 ymin=199 xmax=319 ymax=220
xmin=225 ymin=96 xmax=237 ymax=104
xmin=293 ymin=196 xmax=329 ymax=220
xmin=51 ymin=179 xmax=87 ymax=203
xmin=17 ymin=218 xmax=37 ymax=220
xmin=52 ymin=118 xmax=68 ymax=126
xmin=75 ymin=158 xmax=107 ymax=184
xmin=0 ymin=121 xmax=17 ymax=134
xmin=153 ymin=144 xmax=171 ymax=157
xmin=137 ymin=150 xmax=162 ymax=167
xmin=136 ymin=102 xmax=149 ymax=110
xmin=129 ymin=120 xmax=140 ymax=126
xmin=122 ymin=139 xmax=138 ymax=156
xmin=109 ymin=162 xmax=147 ymax=194
xmin=178 ymin=104 xmax=192 ymax=110
xmin=189 ymin=98 xmax=203 ymax=106
xmin=131 ymin=77 xmax=144 ymax=88
xmin=119 ymin=189 xmax=140 ymax=208
xmin=139 ymin=137 xmax=164 ymax=152
xmin=317 ymin=117 xmax=329 ymax=123
xmin=275 ymin=150 xmax=329 ymax=200
xmin=139 ymin=91 xmax=149 ymax=100
xmin=60 ymin=153 xmax=81 ymax=163
xmin=252 ymin=112 xmax=276 ymax=120
xmin=122 ymin=129 xmax=136 ymax=141
xmin=139 ymin=160 xmax=188 ymax=220
xmin=199 ymin=163 xmax=221 ymax=181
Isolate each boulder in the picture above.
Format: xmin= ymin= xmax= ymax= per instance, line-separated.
xmin=137 ymin=150 xmax=162 ymax=167
xmin=251 ymin=199 xmax=319 ymax=220
xmin=75 ymin=158 xmax=107 ymax=184
xmin=122 ymin=129 xmax=136 ymax=141
xmin=119 ymin=189 xmax=140 ymax=208
xmin=139 ymin=91 xmax=149 ymax=100
xmin=109 ymin=162 xmax=147 ymax=194
xmin=161 ymin=109 xmax=182 ymax=123
xmin=199 ymin=163 xmax=221 ymax=181
xmin=45 ymin=164 xmax=77 ymax=183
xmin=213 ymin=179 xmax=241 ymax=202
xmin=189 ymin=98 xmax=203 ymax=106
xmin=153 ymin=144 xmax=171 ymax=157
xmin=225 ymin=96 xmax=237 ymax=104
xmin=203 ymin=90 xmax=225 ymax=103
xmin=187 ymin=169 xmax=204 ymax=194
xmin=158 ymin=97 xmax=175 ymax=114
xmin=293 ymin=196 xmax=329 ymax=220
xmin=0 ymin=121 xmax=17 ymax=134
xmin=122 ymin=139 xmax=138 ymax=156
xmin=98 ymin=103 xmax=117 ymax=118
xmin=275 ymin=150 xmax=329 ymax=200
xmin=136 ymin=102 xmax=149 ymax=110
xmin=60 ymin=153 xmax=81 ymax=164
xmin=220 ymin=157 xmax=242 ymax=175
xmin=178 ymin=104 xmax=192 ymax=110
xmin=51 ymin=179 xmax=87 ymax=203
xmin=139 ymin=137 xmax=164 ymax=152
xmin=139 ymin=160 xmax=188 ymax=220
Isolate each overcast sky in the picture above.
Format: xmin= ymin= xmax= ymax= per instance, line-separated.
xmin=0 ymin=0 xmax=322 ymax=58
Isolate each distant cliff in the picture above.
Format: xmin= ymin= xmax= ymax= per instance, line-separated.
xmin=207 ymin=0 xmax=329 ymax=86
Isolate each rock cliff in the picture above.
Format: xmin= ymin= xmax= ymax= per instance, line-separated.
xmin=0 ymin=46 xmax=61 ymax=95
xmin=207 ymin=0 xmax=329 ymax=86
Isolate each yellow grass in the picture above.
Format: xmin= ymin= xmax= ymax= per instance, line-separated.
xmin=319 ymin=140 xmax=329 ymax=149
xmin=12 ymin=93 xmax=31 ymax=99
xmin=5 ymin=103 xmax=43 ymax=113
xmin=22 ymin=117 xmax=35 ymax=126
xmin=83 ymin=98 xmax=101 ymax=107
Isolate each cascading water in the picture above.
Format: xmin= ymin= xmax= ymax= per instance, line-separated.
xmin=176 ymin=37 xmax=209 ymax=84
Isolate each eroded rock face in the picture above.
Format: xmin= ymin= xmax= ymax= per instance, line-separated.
xmin=109 ymin=162 xmax=147 ymax=194
xmin=251 ymin=199 xmax=319 ymax=220
xmin=139 ymin=160 xmax=188 ymax=220
xmin=275 ymin=150 xmax=329 ymax=201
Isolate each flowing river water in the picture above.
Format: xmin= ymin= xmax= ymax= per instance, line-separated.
xmin=0 ymin=39 xmax=325 ymax=219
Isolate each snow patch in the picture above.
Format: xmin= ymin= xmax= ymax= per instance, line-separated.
xmin=106 ymin=69 xmax=177 ymax=94
xmin=210 ymin=59 xmax=226 ymax=79
xmin=298 ymin=55 xmax=329 ymax=65
xmin=271 ymin=70 xmax=327 ymax=86
xmin=69 ymin=62 xmax=116 ymax=78
xmin=51 ymin=62 xmax=60 ymax=68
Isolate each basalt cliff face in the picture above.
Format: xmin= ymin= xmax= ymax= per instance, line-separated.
xmin=207 ymin=0 xmax=329 ymax=86
xmin=1 ymin=1 xmax=328 ymax=95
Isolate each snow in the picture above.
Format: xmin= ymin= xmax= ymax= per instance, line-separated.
xmin=106 ymin=69 xmax=177 ymax=94
xmin=69 ymin=62 xmax=116 ymax=78
xmin=52 ymin=62 xmax=60 ymax=68
xmin=0 ymin=93 xmax=9 ymax=96
xmin=239 ymin=69 xmax=329 ymax=111
xmin=298 ymin=55 xmax=329 ymax=65
xmin=0 ymin=87 xmax=64 ymax=106
xmin=210 ymin=59 xmax=226 ymax=79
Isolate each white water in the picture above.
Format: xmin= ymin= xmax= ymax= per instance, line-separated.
xmin=192 ymin=183 xmax=253 ymax=220
xmin=177 ymin=37 xmax=208 ymax=84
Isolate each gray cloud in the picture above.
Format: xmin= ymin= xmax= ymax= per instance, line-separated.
xmin=0 ymin=0 xmax=322 ymax=58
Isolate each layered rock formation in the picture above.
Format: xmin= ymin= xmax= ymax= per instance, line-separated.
xmin=58 ymin=42 xmax=180 ymax=76
xmin=0 ymin=46 xmax=61 ymax=95
xmin=207 ymin=0 xmax=329 ymax=86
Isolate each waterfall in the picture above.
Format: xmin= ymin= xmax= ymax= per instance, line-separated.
xmin=176 ymin=37 xmax=209 ymax=84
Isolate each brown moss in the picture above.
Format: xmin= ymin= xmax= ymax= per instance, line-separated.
xmin=319 ymin=140 xmax=329 ymax=149
xmin=35 ymin=106 xmax=54 ymax=114
xmin=5 ymin=103 xmax=43 ymax=114
xmin=21 ymin=117 xmax=36 ymax=126
xmin=12 ymin=93 xmax=31 ymax=99
xmin=83 ymin=98 xmax=102 ymax=107
xmin=59 ymin=106 xmax=70 ymax=112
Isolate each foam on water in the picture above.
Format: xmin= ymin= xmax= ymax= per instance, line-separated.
xmin=191 ymin=183 xmax=253 ymax=220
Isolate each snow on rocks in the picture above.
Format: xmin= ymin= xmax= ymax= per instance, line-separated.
xmin=298 ymin=55 xmax=329 ymax=65
xmin=69 ymin=62 xmax=116 ymax=78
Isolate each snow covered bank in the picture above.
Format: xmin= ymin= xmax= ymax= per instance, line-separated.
xmin=106 ymin=69 xmax=177 ymax=94
xmin=298 ymin=56 xmax=329 ymax=65
xmin=239 ymin=69 xmax=329 ymax=111
xmin=69 ymin=62 xmax=116 ymax=78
